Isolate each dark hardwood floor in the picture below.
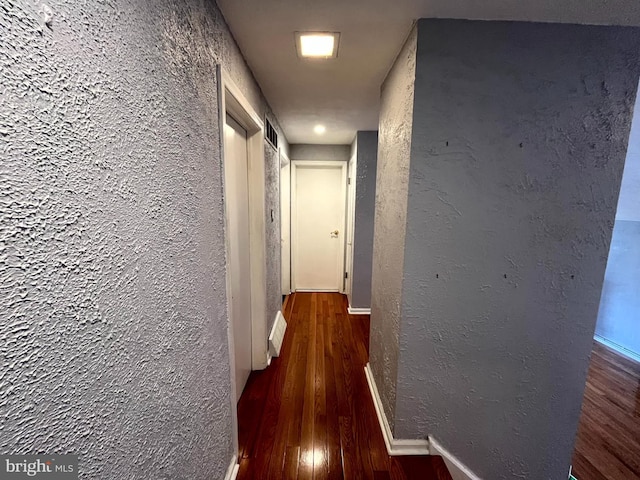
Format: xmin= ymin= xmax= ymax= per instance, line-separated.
xmin=572 ymin=341 xmax=640 ymax=480
xmin=236 ymin=292 xmax=451 ymax=480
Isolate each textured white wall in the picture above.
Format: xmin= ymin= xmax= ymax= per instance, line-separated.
xmin=0 ymin=1 xmax=285 ymax=477
xmin=369 ymin=26 xmax=417 ymax=433
xmin=394 ymin=19 xmax=640 ymax=479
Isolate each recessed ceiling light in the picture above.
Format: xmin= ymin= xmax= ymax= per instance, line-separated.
xmin=295 ymin=32 xmax=340 ymax=58
xmin=314 ymin=125 xmax=326 ymax=135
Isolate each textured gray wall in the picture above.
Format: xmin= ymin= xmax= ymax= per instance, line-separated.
xmin=369 ymin=26 xmax=417 ymax=432
xmin=290 ymin=144 xmax=351 ymax=161
xmin=351 ymin=131 xmax=378 ymax=309
xmin=595 ymin=221 xmax=640 ymax=355
xmin=264 ymin=138 xmax=282 ymax=335
xmin=0 ymin=0 xmax=285 ymax=478
xmin=393 ymin=19 xmax=640 ymax=479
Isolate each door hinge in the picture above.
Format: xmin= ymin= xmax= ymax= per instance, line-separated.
xmin=345 ymin=272 xmax=348 ymax=279
xmin=348 ymin=177 xmax=351 ymax=185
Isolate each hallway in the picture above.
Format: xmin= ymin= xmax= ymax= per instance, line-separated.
xmin=236 ymin=293 xmax=451 ymax=479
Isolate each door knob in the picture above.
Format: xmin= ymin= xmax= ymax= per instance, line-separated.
xmin=331 ymin=230 xmax=339 ymax=236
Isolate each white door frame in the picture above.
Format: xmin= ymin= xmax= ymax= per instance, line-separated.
xmin=291 ymin=160 xmax=348 ymax=293
xmin=218 ymin=67 xmax=268 ymax=454
xmin=280 ymin=150 xmax=292 ymax=295
xmin=345 ymin=147 xmax=357 ymax=303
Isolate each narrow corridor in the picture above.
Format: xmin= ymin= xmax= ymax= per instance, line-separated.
xmin=236 ymin=293 xmax=451 ymax=479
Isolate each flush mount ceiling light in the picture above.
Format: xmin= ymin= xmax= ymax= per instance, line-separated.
xmin=295 ymin=32 xmax=340 ymax=58
xmin=314 ymin=124 xmax=326 ymax=135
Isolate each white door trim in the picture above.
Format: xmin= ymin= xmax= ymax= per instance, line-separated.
xmin=219 ymin=67 xmax=268 ymax=372
xmin=218 ymin=66 xmax=268 ymax=459
xmin=291 ymin=160 xmax=347 ymax=293
xmin=280 ymin=150 xmax=292 ymax=295
xmin=345 ymin=146 xmax=357 ymax=302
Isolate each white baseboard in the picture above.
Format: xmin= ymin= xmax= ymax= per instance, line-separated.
xmin=363 ymin=363 xmax=430 ymax=456
xmin=348 ymin=306 xmax=371 ymax=315
xmin=594 ymin=335 xmax=640 ymax=364
xmin=295 ymin=289 xmax=340 ymax=292
xmin=223 ymin=455 xmax=239 ymax=480
xmin=429 ymin=437 xmax=481 ymax=480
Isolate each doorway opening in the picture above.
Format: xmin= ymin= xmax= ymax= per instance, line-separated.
xmin=571 ymin=81 xmax=640 ymax=480
xmin=291 ymin=160 xmax=348 ymax=292
xmin=591 ymin=85 xmax=640 ymax=363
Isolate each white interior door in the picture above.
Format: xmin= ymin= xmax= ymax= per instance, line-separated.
xmin=292 ymin=161 xmax=347 ymax=291
xmin=224 ymin=113 xmax=252 ymax=402
xmin=280 ymin=153 xmax=291 ymax=295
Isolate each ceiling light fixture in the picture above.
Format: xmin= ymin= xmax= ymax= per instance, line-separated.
xmin=314 ymin=125 xmax=326 ymax=135
xmin=296 ymin=32 xmax=340 ymax=58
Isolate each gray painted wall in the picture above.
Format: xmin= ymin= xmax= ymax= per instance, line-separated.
xmin=351 ymin=131 xmax=378 ymax=309
xmin=265 ymin=139 xmax=282 ymax=336
xmin=290 ymin=143 xmax=351 ymax=161
xmin=0 ymin=1 xmax=285 ymax=478
xmin=392 ymin=19 xmax=640 ymax=479
xmin=369 ymin=26 xmax=417 ymax=432
xmin=594 ymin=87 xmax=640 ymax=356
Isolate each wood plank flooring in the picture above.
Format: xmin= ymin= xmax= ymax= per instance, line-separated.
xmin=572 ymin=341 xmax=640 ymax=480
xmin=237 ymin=292 xmax=451 ymax=480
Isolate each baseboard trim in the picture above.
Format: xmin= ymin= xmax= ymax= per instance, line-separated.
xmin=223 ymin=455 xmax=239 ymax=480
xmin=295 ymin=289 xmax=340 ymax=293
xmin=348 ymin=306 xmax=371 ymax=315
xmin=594 ymin=335 xmax=640 ymax=364
xmin=364 ymin=363 xmax=430 ymax=456
xmin=429 ymin=437 xmax=480 ymax=480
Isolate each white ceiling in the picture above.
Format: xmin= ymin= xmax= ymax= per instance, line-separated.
xmin=217 ymin=0 xmax=640 ymax=145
